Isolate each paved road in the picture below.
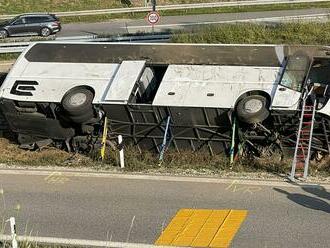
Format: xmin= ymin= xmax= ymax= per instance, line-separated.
xmin=0 ymin=170 xmax=329 ymax=247
xmin=59 ymin=8 xmax=330 ymax=37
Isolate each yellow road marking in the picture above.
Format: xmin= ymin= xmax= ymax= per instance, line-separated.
xmin=226 ymin=180 xmax=262 ymax=194
xmin=44 ymin=172 xmax=69 ymax=184
xmin=155 ymin=209 xmax=247 ymax=248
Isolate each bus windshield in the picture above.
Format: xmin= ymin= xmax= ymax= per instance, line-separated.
xmin=280 ymin=55 xmax=310 ymax=92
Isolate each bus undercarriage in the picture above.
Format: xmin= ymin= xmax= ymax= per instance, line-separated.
xmin=1 ymin=97 xmax=330 ymax=161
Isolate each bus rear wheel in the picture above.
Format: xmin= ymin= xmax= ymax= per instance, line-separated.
xmin=236 ymin=95 xmax=270 ymax=124
xmin=62 ymin=88 xmax=94 ymax=115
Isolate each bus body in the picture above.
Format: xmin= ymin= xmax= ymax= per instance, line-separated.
xmin=0 ymin=42 xmax=329 ymax=155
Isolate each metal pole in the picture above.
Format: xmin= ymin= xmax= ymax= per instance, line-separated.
xmin=289 ymin=91 xmax=308 ymax=181
xmin=303 ymin=98 xmax=316 ymax=178
xmin=100 ymin=117 xmax=108 ymax=160
xmin=159 ymin=116 xmax=171 ymax=163
xmin=9 ymin=217 xmax=18 ymax=248
xmin=118 ymin=135 xmax=125 ymax=168
xmin=151 ymin=0 xmax=156 ymax=11
xmin=290 ymin=107 xmax=305 ymax=181
xmin=230 ymin=116 xmax=236 ymax=164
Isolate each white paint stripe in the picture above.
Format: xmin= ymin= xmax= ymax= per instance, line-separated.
xmin=0 ymin=234 xmax=182 ymax=248
xmin=123 ymin=13 xmax=329 ymax=29
xmin=0 ymin=168 xmax=328 ymax=188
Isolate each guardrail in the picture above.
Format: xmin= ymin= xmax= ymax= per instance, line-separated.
xmin=0 ymin=41 xmax=31 ymax=53
xmin=0 ymin=33 xmax=172 ymax=53
xmin=0 ymin=0 xmax=329 ymax=19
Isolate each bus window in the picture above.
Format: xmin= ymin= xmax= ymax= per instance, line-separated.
xmin=308 ymin=58 xmax=330 ymax=109
xmin=134 ymin=65 xmax=168 ymax=104
xmin=280 ymin=55 xmax=310 ymax=92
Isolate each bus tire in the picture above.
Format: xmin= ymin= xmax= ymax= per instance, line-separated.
xmin=62 ymin=88 xmax=94 ymax=116
xmin=236 ymin=95 xmax=269 ymax=124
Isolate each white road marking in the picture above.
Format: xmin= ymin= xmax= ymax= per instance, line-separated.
xmin=0 ymin=168 xmax=328 ymax=188
xmin=126 ymin=215 xmax=136 ymax=242
xmin=0 ymin=234 xmax=182 ymax=248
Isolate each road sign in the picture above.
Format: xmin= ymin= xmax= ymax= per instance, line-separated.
xmin=146 ymin=11 xmax=160 ymax=25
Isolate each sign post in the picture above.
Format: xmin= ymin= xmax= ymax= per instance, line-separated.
xmin=151 ymin=0 xmax=156 ymax=11
xmin=146 ymin=11 xmax=160 ymax=33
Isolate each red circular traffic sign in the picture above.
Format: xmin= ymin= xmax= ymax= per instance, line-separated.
xmin=146 ymin=11 xmax=160 ymax=25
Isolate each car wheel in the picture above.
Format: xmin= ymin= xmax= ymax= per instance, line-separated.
xmin=236 ymin=95 xmax=270 ymax=124
xmin=0 ymin=30 xmax=8 ymax=39
xmin=40 ymin=27 xmax=51 ymax=37
xmin=62 ymin=88 xmax=94 ymax=116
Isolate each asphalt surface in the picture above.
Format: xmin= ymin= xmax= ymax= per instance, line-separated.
xmin=0 ymin=170 xmax=329 ymax=247
xmin=59 ymin=8 xmax=330 ymax=37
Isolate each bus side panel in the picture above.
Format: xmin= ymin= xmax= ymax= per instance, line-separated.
xmin=1 ymin=62 xmax=119 ymax=103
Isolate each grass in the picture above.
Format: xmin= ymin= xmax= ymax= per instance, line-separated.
xmin=1 ymin=1 xmax=330 ymax=23
xmin=171 ymin=22 xmax=330 ymax=45
xmin=106 ymin=145 xmax=292 ymax=174
xmin=0 ymin=242 xmax=73 ymax=248
xmin=0 ymin=137 xmax=328 ymax=177
xmin=0 ymin=0 xmax=230 ymax=15
xmin=0 ymin=138 xmax=94 ymax=168
xmin=0 ymin=53 xmax=20 ymax=61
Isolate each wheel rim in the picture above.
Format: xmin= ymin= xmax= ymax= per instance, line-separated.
xmin=69 ymin=93 xmax=87 ymax=106
xmin=0 ymin=31 xmax=6 ymax=38
xmin=41 ymin=28 xmax=50 ymax=36
xmin=244 ymin=99 xmax=263 ymax=114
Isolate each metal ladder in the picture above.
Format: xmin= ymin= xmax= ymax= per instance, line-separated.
xmin=289 ymin=92 xmax=317 ymax=180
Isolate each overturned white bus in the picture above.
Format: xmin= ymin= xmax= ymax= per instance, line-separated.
xmin=0 ymin=42 xmax=329 ymax=158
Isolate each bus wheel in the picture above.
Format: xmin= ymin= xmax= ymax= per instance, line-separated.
xmin=236 ymin=95 xmax=269 ymax=124
xmin=62 ymin=88 xmax=94 ymax=116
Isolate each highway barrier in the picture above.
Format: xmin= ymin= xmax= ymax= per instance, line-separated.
xmin=0 ymin=33 xmax=172 ymax=54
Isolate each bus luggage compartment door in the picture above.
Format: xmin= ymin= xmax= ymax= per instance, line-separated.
xmin=103 ymin=60 xmax=146 ymax=103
